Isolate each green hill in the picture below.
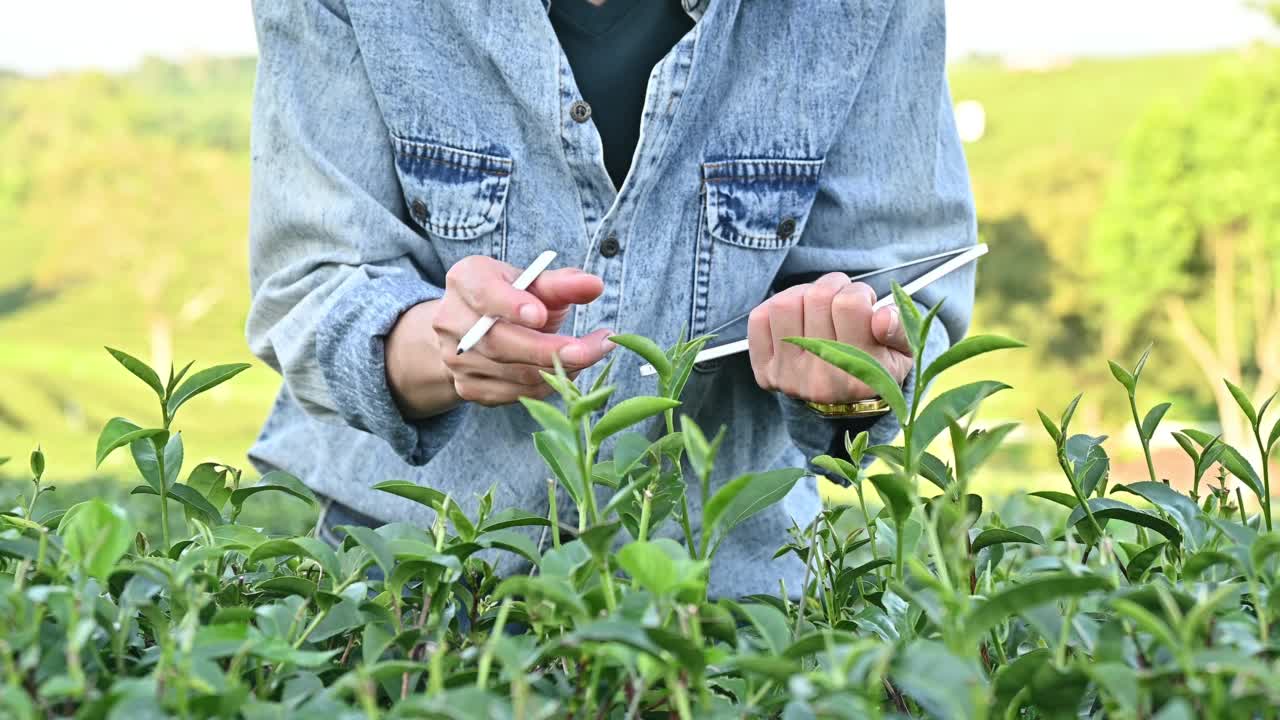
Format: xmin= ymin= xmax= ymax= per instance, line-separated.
xmin=0 ymin=51 xmax=1236 ymax=484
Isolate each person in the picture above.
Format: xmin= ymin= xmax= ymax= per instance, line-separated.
xmin=246 ymin=0 xmax=976 ymax=598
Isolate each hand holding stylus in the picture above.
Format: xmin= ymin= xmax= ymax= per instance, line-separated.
xmin=386 ymin=254 xmax=615 ymax=415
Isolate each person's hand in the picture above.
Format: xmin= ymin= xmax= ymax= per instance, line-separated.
xmin=747 ymin=272 xmax=913 ymax=405
xmin=386 ymin=256 xmax=615 ymax=417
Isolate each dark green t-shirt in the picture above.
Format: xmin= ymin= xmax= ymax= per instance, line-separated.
xmin=550 ymin=0 xmax=695 ymax=190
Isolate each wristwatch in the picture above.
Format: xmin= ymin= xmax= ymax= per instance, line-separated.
xmin=804 ymin=397 xmax=892 ymax=419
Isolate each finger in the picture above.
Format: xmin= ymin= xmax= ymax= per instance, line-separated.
xmin=526 ymin=268 xmax=605 ymax=310
xmin=557 ymin=328 xmax=617 ymax=368
xmin=802 ymin=273 xmax=848 ymax=341
xmin=475 ymin=324 xmax=614 ymax=369
xmin=872 ymin=305 xmax=912 ymax=356
xmin=831 ymin=282 xmax=877 ymax=348
xmin=446 ymin=256 xmax=548 ymax=328
xmin=747 ymin=305 xmax=774 ymax=389
xmin=450 ymin=353 xmax=554 ymax=387
xmin=430 ymin=295 xmax=481 ymax=343
xmin=453 ymin=374 xmax=554 ymax=407
xmin=766 ymin=285 xmax=807 ymax=373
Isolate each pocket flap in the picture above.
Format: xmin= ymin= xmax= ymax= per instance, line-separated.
xmin=702 ymin=157 xmax=824 ymax=249
xmin=391 ymin=135 xmax=513 ymax=241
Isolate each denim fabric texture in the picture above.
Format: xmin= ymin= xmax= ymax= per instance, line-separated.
xmin=246 ymin=0 xmax=977 ymax=599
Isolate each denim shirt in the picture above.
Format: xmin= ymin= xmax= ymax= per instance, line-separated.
xmin=245 ymin=0 xmax=976 ymax=598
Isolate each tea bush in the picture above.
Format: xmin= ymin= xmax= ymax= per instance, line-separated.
xmin=2 ymin=284 xmax=1278 ymax=718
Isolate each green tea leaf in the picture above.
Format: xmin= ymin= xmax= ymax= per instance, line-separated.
xmin=478 ymin=528 xmax=543 ymax=565
xmin=131 ymin=483 xmax=223 ymax=526
xmin=1037 ymin=410 xmax=1062 ymax=446
xmin=965 ymin=572 xmax=1112 ymax=643
xmin=254 ymin=576 xmax=317 ymax=599
xmin=1113 ymin=482 xmax=1204 ymax=549
xmin=165 ymin=363 xmax=250 ymax=418
xmin=95 ymin=417 xmax=165 ymax=467
xmin=167 ymin=359 xmax=195 ymax=398
xmin=568 ymin=386 xmax=614 ymax=421
xmin=340 ymin=525 xmax=395 ymax=576
xmin=186 ymin=462 xmax=232 ymax=510
xmin=106 ymin=347 xmax=165 ymax=400
xmin=1171 ymin=431 xmax=1200 ymax=463
xmin=1108 ymin=360 xmax=1136 ymax=394
xmin=911 ymin=382 xmax=1011 ymax=461
xmin=784 ymin=337 xmax=908 ymax=420
xmin=1126 ymin=542 xmax=1167 ymax=580
xmin=519 ymin=397 xmax=575 ymax=440
xmin=1067 ymin=498 xmax=1183 ymax=545
xmin=1182 ymin=429 xmax=1264 ymax=499
xmin=868 ymin=473 xmax=914 ymax=526
xmin=1059 ymin=393 xmax=1083 ymax=436
xmin=231 ymin=471 xmax=316 ymax=512
xmin=971 ymin=526 xmax=1044 ymax=553
xmin=921 ymin=335 xmax=1024 ymax=388
xmin=610 ymin=334 xmax=672 ymax=379
xmin=590 ymin=397 xmax=681 ymax=445
xmin=1028 ymin=490 xmax=1078 ymax=509
xmin=1110 ymin=598 xmax=1181 ymax=655
xmin=371 ymin=480 xmax=473 ymax=540
xmin=703 ymin=469 xmax=806 ymax=551
xmin=812 ymin=455 xmax=859 ymax=485
xmin=892 ymin=639 xmax=987 ymax=720
xmin=533 ymin=431 xmax=585 ymax=507
xmin=616 ymin=539 xmax=707 ymax=596
xmin=478 ymin=509 xmax=552 ymax=533
xmin=1224 ymin=379 xmax=1258 ymax=427
xmin=961 ymin=423 xmax=1019 ymax=476
xmin=889 ymin=282 xmax=925 ymax=353
xmin=59 ymin=500 xmax=134 ymax=581
xmin=680 ymin=415 xmax=724 ymax=485
xmin=1141 ymin=402 xmax=1172 ymax=440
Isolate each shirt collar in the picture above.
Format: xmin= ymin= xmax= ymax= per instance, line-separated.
xmin=541 ymin=0 xmax=707 ymax=21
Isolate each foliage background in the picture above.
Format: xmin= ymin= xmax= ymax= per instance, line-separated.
xmin=1 ymin=32 xmax=1278 ymax=503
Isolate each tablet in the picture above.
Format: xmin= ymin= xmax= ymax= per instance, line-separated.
xmin=638 ymin=243 xmax=988 ymax=376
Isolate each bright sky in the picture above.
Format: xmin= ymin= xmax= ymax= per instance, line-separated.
xmin=0 ymin=0 xmax=1276 ymax=75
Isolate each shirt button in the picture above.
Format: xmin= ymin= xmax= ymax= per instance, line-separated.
xmin=570 ymin=100 xmax=592 ymax=123
xmin=777 ymin=216 xmax=797 ymax=240
xmin=410 ymin=199 xmax=429 ymax=223
xmin=600 ymin=235 xmax=622 ymax=258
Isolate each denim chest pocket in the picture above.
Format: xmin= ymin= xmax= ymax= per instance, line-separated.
xmin=691 ymin=157 xmax=825 ymax=369
xmin=390 ymin=134 xmax=512 ymax=262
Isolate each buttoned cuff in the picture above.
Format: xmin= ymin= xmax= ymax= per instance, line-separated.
xmin=316 ymin=273 xmax=466 ymax=466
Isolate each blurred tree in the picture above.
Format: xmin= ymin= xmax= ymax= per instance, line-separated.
xmin=1250 ymin=1 xmax=1280 ymax=25
xmin=1088 ymin=52 xmax=1280 ymax=450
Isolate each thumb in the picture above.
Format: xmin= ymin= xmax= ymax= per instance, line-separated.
xmin=872 ymin=305 xmax=913 ymax=356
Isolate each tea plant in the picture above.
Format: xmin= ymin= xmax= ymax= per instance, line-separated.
xmin=1 ymin=282 xmax=1278 ymax=718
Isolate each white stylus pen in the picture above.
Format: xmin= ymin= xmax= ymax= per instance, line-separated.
xmin=638 ymin=243 xmax=988 ymax=376
xmin=456 ymin=250 xmax=558 ymax=355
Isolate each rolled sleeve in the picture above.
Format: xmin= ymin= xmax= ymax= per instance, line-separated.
xmin=247 ymin=0 xmax=459 ymax=466
xmin=316 ymin=274 xmax=465 ymax=465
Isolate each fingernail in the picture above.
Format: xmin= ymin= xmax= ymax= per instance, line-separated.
xmin=518 ymin=304 xmax=541 ymax=326
xmin=861 ymin=286 xmax=877 ymax=305
xmin=887 ymin=306 xmax=902 ymax=337
xmin=601 ymin=337 xmax=616 ymax=352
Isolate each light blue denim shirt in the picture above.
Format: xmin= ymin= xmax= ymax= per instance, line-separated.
xmin=246 ymin=0 xmax=976 ymax=597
